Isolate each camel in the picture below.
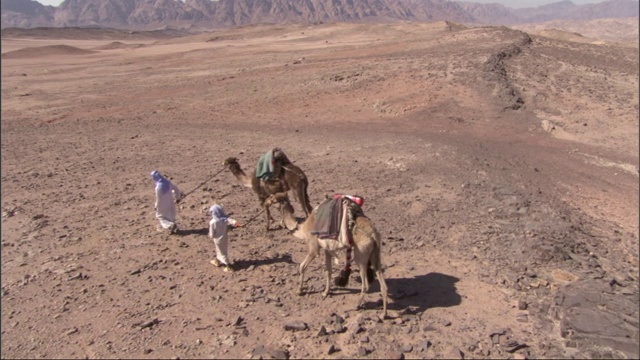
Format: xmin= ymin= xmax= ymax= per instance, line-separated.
xmin=291 ymin=205 xmax=388 ymax=318
xmin=222 ymin=155 xmax=312 ymax=230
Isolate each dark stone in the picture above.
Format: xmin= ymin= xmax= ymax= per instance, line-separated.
xmin=452 ymin=347 xmax=464 ymax=359
xmin=422 ymin=340 xmax=432 ymax=351
xmin=518 ymin=300 xmax=528 ymax=310
xmin=505 ymin=342 xmax=528 ymax=353
xmin=423 ymin=324 xmax=437 ymax=332
xmin=357 ymin=347 xmax=368 ymax=356
xmin=270 ymin=349 xmax=289 ymax=360
xmin=317 ymin=325 xmax=328 ymax=336
xmin=283 ymin=321 xmax=307 ymax=331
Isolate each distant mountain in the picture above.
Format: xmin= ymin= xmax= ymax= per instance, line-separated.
xmin=457 ymin=2 xmax=523 ymax=25
xmin=512 ymin=0 xmax=639 ymax=23
xmin=1 ymin=0 xmax=638 ymax=30
xmin=1 ymin=0 xmax=55 ymax=28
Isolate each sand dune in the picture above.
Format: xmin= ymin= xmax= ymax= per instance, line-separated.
xmin=1 ymin=44 xmax=96 ymax=59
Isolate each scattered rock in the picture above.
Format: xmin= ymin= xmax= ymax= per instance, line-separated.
xmin=357 ymin=347 xmax=368 ymax=356
xmin=423 ymin=324 xmax=437 ymax=332
xmin=518 ymin=299 xmax=528 ymax=310
xmin=283 ymin=321 xmax=307 ymax=331
xmin=139 ymin=318 xmax=160 ymax=330
xmin=270 ymin=349 xmax=289 ymax=360
xmin=316 ymin=325 xmax=328 ymax=336
xmin=421 ymin=340 xmax=432 ymax=351
xmin=400 ymin=344 xmax=413 ymax=353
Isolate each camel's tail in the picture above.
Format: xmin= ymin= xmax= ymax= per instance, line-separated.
xmin=369 ymin=225 xmax=383 ymax=272
xmin=303 ymin=182 xmax=313 ymax=216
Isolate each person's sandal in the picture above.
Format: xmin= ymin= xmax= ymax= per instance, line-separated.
xmin=210 ymin=259 xmax=221 ymax=267
xmin=223 ymin=265 xmax=235 ymax=272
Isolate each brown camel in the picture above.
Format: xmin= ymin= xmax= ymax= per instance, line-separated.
xmin=222 ymin=156 xmax=311 ymax=230
xmin=292 ymin=207 xmax=388 ymax=318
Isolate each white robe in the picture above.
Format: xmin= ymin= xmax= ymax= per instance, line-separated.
xmin=208 ymin=204 xmax=236 ymax=266
xmin=209 ymin=218 xmax=231 ymax=265
xmin=155 ymin=181 xmax=181 ymax=230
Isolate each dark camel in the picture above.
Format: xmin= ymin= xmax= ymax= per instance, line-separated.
xmin=223 ymin=155 xmax=312 ymax=230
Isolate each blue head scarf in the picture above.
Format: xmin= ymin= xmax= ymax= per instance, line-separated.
xmin=208 ymin=204 xmax=228 ymax=221
xmin=150 ymin=170 xmax=171 ymax=194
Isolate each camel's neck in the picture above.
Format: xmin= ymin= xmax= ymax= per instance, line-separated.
xmin=291 ymin=213 xmax=314 ymax=239
xmin=228 ymin=164 xmax=252 ymax=188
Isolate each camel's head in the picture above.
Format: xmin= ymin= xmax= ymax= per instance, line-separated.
xmin=223 ymin=157 xmax=238 ymax=167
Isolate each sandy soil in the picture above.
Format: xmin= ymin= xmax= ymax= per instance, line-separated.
xmin=1 ymin=22 xmax=638 ymax=359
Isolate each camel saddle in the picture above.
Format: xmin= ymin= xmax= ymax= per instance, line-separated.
xmin=256 ymin=147 xmax=291 ymax=182
xmin=311 ymin=195 xmax=364 ymax=245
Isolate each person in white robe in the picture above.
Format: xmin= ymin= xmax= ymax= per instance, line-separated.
xmin=150 ymin=170 xmax=181 ymax=234
xmin=208 ymin=204 xmax=240 ymax=272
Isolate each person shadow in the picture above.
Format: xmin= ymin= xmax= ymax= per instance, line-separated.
xmin=361 ymin=272 xmax=462 ymax=315
xmin=232 ymin=253 xmax=297 ymax=270
xmin=174 ymin=228 xmax=208 ymax=236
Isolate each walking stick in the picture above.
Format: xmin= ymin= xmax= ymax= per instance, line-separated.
xmin=238 ymin=209 xmax=266 ymax=227
xmin=179 ymin=166 xmax=227 ymax=202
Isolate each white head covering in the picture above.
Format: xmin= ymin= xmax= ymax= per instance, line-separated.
xmin=208 ymin=204 xmax=228 ymax=221
xmin=150 ymin=170 xmax=170 ymax=194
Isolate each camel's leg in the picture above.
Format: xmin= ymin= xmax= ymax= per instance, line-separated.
xmin=264 ymin=192 xmax=290 ymax=230
xmin=322 ymin=251 xmax=332 ymax=298
xmin=263 ymin=203 xmax=272 ymax=230
xmin=298 ymin=244 xmax=317 ymax=295
xmin=377 ymin=270 xmax=388 ymax=318
xmin=267 ymin=192 xmax=289 ymax=204
xmin=355 ymin=251 xmax=371 ymax=310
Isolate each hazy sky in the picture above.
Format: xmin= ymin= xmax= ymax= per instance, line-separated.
xmin=32 ymin=0 xmax=615 ymax=9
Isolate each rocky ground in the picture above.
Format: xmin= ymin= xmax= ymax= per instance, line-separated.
xmin=1 ymin=22 xmax=638 ymax=359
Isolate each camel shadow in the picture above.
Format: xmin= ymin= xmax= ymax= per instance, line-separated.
xmin=232 ymin=253 xmax=296 ymax=270
xmin=387 ymin=272 xmax=462 ymax=312
xmin=364 ymin=272 xmax=462 ymax=314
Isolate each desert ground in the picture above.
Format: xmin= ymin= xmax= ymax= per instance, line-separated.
xmin=1 ymin=21 xmax=638 ymax=359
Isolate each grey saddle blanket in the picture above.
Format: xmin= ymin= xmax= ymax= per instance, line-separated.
xmin=311 ymin=197 xmax=363 ymax=241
